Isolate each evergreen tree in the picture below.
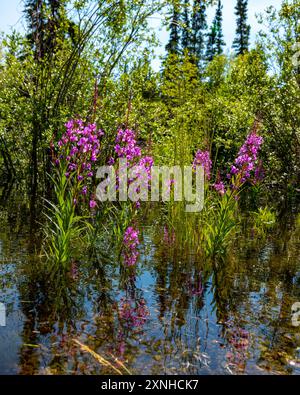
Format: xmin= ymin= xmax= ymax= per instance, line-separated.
xmin=181 ymin=0 xmax=192 ymax=53
xmin=232 ymin=0 xmax=250 ymax=55
xmin=166 ymin=3 xmax=181 ymax=55
xmin=206 ymin=22 xmax=217 ymax=62
xmin=215 ymin=0 xmax=225 ymax=55
xmin=191 ymin=0 xmax=207 ymax=64
xmin=24 ymin=0 xmax=68 ymax=59
xmin=24 ymin=0 xmax=46 ymax=59
xmin=206 ymin=0 xmax=225 ymax=61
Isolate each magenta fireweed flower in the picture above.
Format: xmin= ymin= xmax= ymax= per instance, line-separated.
xmin=54 ymin=119 xmax=103 ymax=208
xmin=213 ymin=181 xmax=226 ymax=196
xmin=138 ymin=156 xmax=154 ymax=180
xmin=89 ymin=200 xmax=97 ymax=209
xmin=228 ymin=132 xmax=264 ymax=186
xmin=115 ymin=129 xmax=142 ymax=161
xmin=254 ymin=160 xmax=264 ymax=184
xmin=109 ymin=128 xmax=154 ymax=208
xmin=122 ymin=226 xmax=140 ymax=266
xmin=193 ymin=150 xmax=212 ymax=180
xmin=213 ymin=171 xmax=226 ymax=195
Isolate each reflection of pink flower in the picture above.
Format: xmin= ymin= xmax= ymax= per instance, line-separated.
xmin=225 ymin=323 xmax=250 ymax=373
xmin=188 ymin=273 xmax=204 ymax=296
xmin=119 ymin=297 xmax=149 ymax=328
xmin=123 ymin=227 xmax=140 ymax=266
xmin=70 ymin=261 xmax=78 ymax=280
xmin=163 ymin=226 xmax=176 ymax=245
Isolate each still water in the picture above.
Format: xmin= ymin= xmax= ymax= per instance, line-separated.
xmin=0 ymin=201 xmax=300 ymax=375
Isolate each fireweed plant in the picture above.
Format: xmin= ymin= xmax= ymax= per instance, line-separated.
xmin=43 ymin=119 xmax=103 ymax=269
xmin=44 ymin=117 xmax=264 ymax=267
xmin=160 ymin=131 xmax=264 ymax=258
xmin=203 ymin=131 xmax=264 ymax=257
xmin=106 ymin=128 xmax=154 ymax=267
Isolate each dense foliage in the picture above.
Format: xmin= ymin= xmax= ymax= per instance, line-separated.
xmin=0 ymin=0 xmax=299 ymax=265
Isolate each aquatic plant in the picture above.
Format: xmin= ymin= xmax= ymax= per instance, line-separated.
xmin=204 ymin=131 xmax=264 ymax=257
xmin=252 ymin=206 xmax=276 ymax=234
xmin=106 ymin=129 xmax=153 ymax=251
xmin=55 ymin=119 xmax=104 ymax=207
xmin=44 ymin=120 xmax=103 ymax=268
xmin=203 ymin=189 xmax=238 ymax=257
xmin=43 ymin=172 xmax=92 ymax=269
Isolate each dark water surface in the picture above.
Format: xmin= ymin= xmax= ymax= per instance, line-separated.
xmin=0 ymin=203 xmax=300 ymax=375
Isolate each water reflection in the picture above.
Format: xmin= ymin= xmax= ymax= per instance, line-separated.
xmin=0 ymin=205 xmax=300 ymax=375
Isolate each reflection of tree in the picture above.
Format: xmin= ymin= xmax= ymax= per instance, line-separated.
xmin=69 ymin=260 xmax=151 ymax=373
xmin=210 ymin=215 xmax=300 ymax=374
xmin=17 ymin=262 xmax=85 ymax=374
xmin=150 ymin=230 xmax=209 ymax=373
xmin=2 ymin=201 xmax=300 ymax=375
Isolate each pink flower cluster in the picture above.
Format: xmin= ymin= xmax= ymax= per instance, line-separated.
xmin=228 ymin=132 xmax=264 ymax=184
xmin=138 ymin=156 xmax=154 ymax=181
xmin=110 ymin=129 xmax=154 ymax=203
xmin=193 ymin=132 xmax=264 ymax=196
xmin=213 ymin=181 xmax=226 ymax=195
xmin=123 ymin=226 xmax=140 ymax=266
xmin=193 ymin=150 xmax=212 ymax=180
xmin=119 ymin=297 xmax=149 ymax=328
xmin=114 ymin=129 xmax=141 ymax=161
xmin=55 ymin=119 xmax=103 ymax=208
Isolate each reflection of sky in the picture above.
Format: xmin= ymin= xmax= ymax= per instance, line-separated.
xmin=0 ymin=0 xmax=283 ymax=71
xmin=0 ymin=261 xmax=24 ymax=374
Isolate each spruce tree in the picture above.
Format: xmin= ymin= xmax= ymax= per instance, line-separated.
xmin=232 ymin=0 xmax=250 ymax=55
xmin=206 ymin=1 xmax=225 ymax=62
xmin=24 ymin=0 xmax=68 ymax=59
xmin=24 ymin=0 xmax=46 ymax=59
xmin=191 ymin=0 xmax=207 ymax=64
xmin=182 ymin=0 xmax=191 ymax=53
xmin=166 ymin=3 xmax=181 ymax=55
xmin=206 ymin=22 xmax=217 ymax=62
xmin=215 ymin=0 xmax=225 ymax=55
